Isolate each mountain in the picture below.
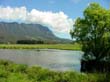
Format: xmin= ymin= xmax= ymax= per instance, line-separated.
xmin=0 ymin=22 xmax=71 ymax=44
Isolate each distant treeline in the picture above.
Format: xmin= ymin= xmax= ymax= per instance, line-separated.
xmin=0 ymin=40 xmax=61 ymax=44
xmin=16 ymin=40 xmax=44 ymax=44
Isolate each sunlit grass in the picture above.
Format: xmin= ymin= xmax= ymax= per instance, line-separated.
xmin=0 ymin=44 xmax=81 ymax=50
xmin=0 ymin=59 xmax=108 ymax=82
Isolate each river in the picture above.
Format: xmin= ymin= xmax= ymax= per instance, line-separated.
xmin=0 ymin=49 xmax=83 ymax=71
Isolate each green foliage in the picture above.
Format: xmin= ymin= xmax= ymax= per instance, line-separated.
xmin=70 ymin=3 xmax=110 ymax=61
xmin=17 ymin=40 xmax=44 ymax=44
xmin=0 ymin=59 xmax=109 ymax=82
xmin=7 ymin=64 xmax=27 ymax=73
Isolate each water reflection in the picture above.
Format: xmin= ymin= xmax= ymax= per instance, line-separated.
xmin=0 ymin=49 xmax=83 ymax=71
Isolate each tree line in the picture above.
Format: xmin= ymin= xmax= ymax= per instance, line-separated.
xmin=16 ymin=40 xmax=44 ymax=44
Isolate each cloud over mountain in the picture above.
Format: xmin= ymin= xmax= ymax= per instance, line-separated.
xmin=0 ymin=6 xmax=73 ymax=33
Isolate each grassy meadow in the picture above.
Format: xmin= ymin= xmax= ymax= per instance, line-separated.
xmin=0 ymin=44 xmax=81 ymax=50
xmin=0 ymin=59 xmax=109 ymax=82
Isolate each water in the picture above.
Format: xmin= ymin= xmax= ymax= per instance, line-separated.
xmin=0 ymin=49 xmax=83 ymax=71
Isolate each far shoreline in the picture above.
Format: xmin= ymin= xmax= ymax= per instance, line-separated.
xmin=0 ymin=44 xmax=81 ymax=50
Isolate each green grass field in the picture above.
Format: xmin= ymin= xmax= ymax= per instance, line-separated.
xmin=0 ymin=59 xmax=108 ymax=82
xmin=0 ymin=44 xmax=81 ymax=50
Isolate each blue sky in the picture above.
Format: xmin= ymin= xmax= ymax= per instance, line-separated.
xmin=0 ymin=0 xmax=109 ymax=39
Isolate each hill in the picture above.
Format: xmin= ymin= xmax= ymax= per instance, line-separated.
xmin=0 ymin=22 xmax=71 ymax=44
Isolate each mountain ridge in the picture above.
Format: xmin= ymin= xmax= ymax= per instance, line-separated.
xmin=0 ymin=22 xmax=71 ymax=44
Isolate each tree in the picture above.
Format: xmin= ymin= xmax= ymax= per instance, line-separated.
xmin=70 ymin=3 xmax=110 ymax=72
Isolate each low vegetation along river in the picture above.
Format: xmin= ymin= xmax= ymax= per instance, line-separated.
xmin=0 ymin=49 xmax=83 ymax=71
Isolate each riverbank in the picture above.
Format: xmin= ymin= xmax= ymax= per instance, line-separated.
xmin=0 ymin=59 xmax=108 ymax=82
xmin=0 ymin=44 xmax=81 ymax=50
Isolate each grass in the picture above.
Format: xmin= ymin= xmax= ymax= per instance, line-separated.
xmin=0 ymin=44 xmax=81 ymax=50
xmin=0 ymin=59 xmax=109 ymax=82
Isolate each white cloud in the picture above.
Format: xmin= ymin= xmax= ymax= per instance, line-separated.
xmin=0 ymin=6 xmax=27 ymax=21
xmin=0 ymin=6 xmax=73 ymax=33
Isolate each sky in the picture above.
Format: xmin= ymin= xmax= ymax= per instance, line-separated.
xmin=0 ymin=0 xmax=109 ymax=39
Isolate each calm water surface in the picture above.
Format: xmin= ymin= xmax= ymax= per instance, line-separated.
xmin=0 ymin=49 xmax=83 ymax=71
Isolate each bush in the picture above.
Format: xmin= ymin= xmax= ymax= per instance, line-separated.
xmin=0 ymin=59 xmax=108 ymax=82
